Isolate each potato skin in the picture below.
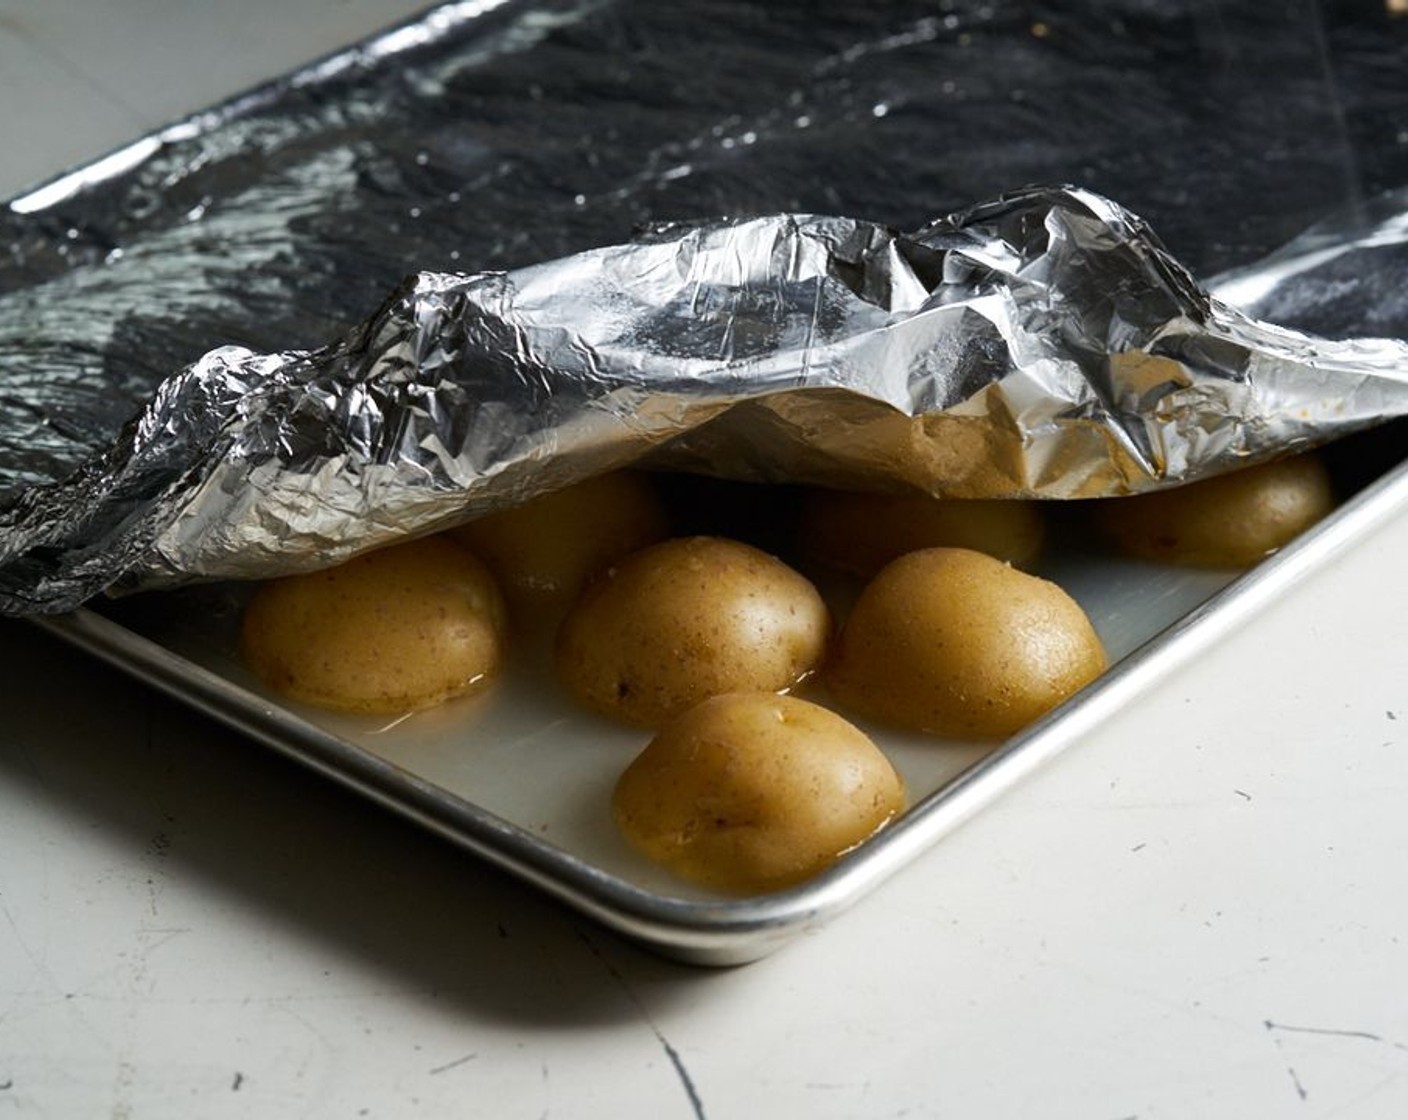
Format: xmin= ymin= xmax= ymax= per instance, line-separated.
xmin=240 ymin=535 xmax=507 ymax=714
xmin=1092 ymin=453 xmax=1334 ymax=569
xmin=554 ymin=536 xmax=831 ymax=727
xmin=612 ymin=692 xmax=905 ymax=893
xmin=800 ymin=486 xmax=1045 ymax=576
xmin=827 ymin=547 xmax=1106 ymax=739
xmin=451 ymin=470 xmax=669 ymax=615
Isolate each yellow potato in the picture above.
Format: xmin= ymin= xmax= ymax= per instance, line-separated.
xmin=827 ymin=547 xmax=1106 ymax=739
xmin=800 ymin=486 xmax=1045 ymax=576
xmin=451 ymin=470 xmax=670 ymax=615
xmin=612 ymin=692 xmax=906 ymax=893
xmin=1091 ymin=452 xmax=1335 ymax=568
xmin=240 ymin=535 xmax=507 ymax=714
xmin=555 ymin=535 xmax=831 ymax=727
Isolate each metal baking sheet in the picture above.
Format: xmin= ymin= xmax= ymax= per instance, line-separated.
xmin=32 ymin=446 xmax=1408 ymax=964
xmin=8 ymin=0 xmax=1408 ymax=963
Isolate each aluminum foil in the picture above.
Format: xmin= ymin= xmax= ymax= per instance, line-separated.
xmin=3 ymin=0 xmax=1408 ymax=615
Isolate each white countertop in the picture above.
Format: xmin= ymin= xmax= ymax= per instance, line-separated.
xmin=3 ymin=4 xmax=1407 ymax=1117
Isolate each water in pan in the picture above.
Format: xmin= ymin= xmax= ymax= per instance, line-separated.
xmin=95 ymin=521 xmax=1236 ymax=903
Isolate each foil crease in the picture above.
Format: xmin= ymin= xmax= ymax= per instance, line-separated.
xmin=3 ymin=1 xmax=1408 ymax=614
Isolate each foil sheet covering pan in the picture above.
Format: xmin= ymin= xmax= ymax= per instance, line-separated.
xmin=3 ymin=0 xmax=1408 ymax=612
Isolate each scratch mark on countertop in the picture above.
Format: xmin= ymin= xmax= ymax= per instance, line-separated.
xmin=1265 ymin=1020 xmax=1408 ymax=1052
xmin=0 ymin=898 xmax=62 ymax=1004
xmin=576 ymin=928 xmax=708 ymax=1120
xmin=1262 ymin=1018 xmax=1408 ymax=1104
xmin=110 ymin=1057 xmax=138 ymax=1119
xmin=659 ymin=1034 xmax=706 ymax=1120
xmin=1264 ymin=1023 xmax=1310 ymax=1102
xmin=428 ymin=1053 xmax=477 ymax=1075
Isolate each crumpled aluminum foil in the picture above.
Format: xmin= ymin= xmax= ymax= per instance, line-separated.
xmin=3 ymin=1 xmax=1408 ymax=615
xmin=5 ymin=182 xmax=1408 ymax=614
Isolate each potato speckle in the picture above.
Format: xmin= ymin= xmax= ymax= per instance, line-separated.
xmin=612 ymin=692 xmax=905 ymax=893
xmin=240 ymin=535 xmax=507 ymax=715
xmin=555 ymin=536 xmax=831 ymax=727
xmin=827 ymin=547 xmax=1106 ymax=739
xmin=1091 ymin=452 xmax=1335 ymax=568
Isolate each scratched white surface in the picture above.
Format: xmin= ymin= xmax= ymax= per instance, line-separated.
xmin=3 ymin=3 xmax=1408 ymax=1117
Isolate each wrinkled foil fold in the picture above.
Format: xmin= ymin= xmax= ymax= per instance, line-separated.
xmin=4 ymin=183 xmax=1408 ymax=614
